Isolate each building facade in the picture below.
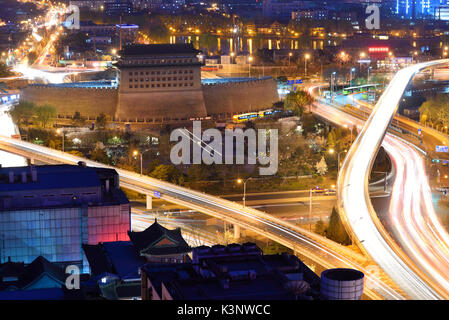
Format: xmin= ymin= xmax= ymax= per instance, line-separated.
xmin=0 ymin=164 xmax=130 ymax=272
xmin=116 ymin=43 xmax=208 ymax=120
xmin=20 ymin=44 xmax=279 ymax=125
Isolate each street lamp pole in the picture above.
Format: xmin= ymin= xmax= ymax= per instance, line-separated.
xmin=140 ymin=153 xmax=143 ymax=175
xmin=248 ymin=56 xmax=253 ymax=78
xmin=330 ymin=72 xmax=336 ymax=100
xmin=367 ymin=66 xmax=372 ymax=84
xmin=304 ymin=54 xmax=310 ymax=76
xmin=350 ymin=67 xmax=355 ymax=86
xmin=309 ymin=188 xmax=312 ymax=231
xmin=237 ymin=177 xmax=252 ymax=207
xmin=329 ymin=148 xmax=347 ymax=174
xmin=56 ymin=128 xmax=64 ymax=152
xmin=133 ymin=150 xmax=144 ymax=175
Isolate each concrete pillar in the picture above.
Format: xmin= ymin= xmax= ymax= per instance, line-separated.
xmin=146 ymin=195 xmax=152 ymax=210
xmin=233 ymin=224 xmax=240 ymax=239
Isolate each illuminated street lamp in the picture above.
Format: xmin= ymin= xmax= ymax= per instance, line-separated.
xmin=248 ymin=55 xmax=253 ymax=77
xmin=288 ymin=52 xmax=293 ymax=65
xmin=237 ymin=177 xmax=252 ymax=207
xmin=304 ymin=53 xmax=310 ymax=76
xmin=56 ymin=128 xmax=64 ymax=152
xmin=350 ymin=67 xmax=355 ymax=86
xmin=328 ymin=148 xmax=347 ymax=173
xmin=330 ymin=71 xmax=337 ymax=99
xmin=133 ymin=150 xmax=143 ymax=175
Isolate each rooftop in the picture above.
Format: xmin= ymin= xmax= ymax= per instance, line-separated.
xmin=119 ymin=44 xmax=200 ymax=56
xmin=0 ymin=165 xmax=101 ymax=192
xmin=128 ymin=220 xmax=191 ymax=256
xmin=0 ymin=256 xmax=66 ymax=291
xmin=0 ymin=164 xmax=129 ymax=210
xmin=167 ymin=274 xmax=296 ymax=300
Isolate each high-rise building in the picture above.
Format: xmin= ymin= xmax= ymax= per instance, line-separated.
xmin=0 ymin=164 xmax=130 ymax=272
xmin=105 ymin=0 xmax=132 ymax=15
xmin=394 ymin=0 xmax=442 ymax=18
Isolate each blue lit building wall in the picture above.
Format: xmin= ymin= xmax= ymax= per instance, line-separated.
xmin=0 ymin=207 xmax=88 ymax=270
xmin=395 ymin=0 xmax=441 ymax=18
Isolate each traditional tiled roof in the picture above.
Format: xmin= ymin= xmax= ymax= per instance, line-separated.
xmin=20 ymin=256 xmax=66 ymax=289
xmin=0 ymin=256 xmax=66 ymax=291
xmin=127 ymin=220 xmax=191 ymax=256
xmin=82 ymin=244 xmax=114 ymax=276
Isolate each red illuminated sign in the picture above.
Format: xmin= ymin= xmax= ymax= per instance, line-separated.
xmin=368 ymin=47 xmax=390 ymax=53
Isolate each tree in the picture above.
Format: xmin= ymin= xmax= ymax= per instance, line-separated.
xmin=96 ymin=113 xmax=109 ymax=130
xmin=325 ymin=207 xmax=351 ymax=245
xmin=90 ymin=147 xmax=110 ymax=164
xmin=0 ymin=62 xmax=13 ymax=77
xmin=419 ymin=94 xmax=449 ymax=128
xmin=301 ymin=113 xmax=317 ymax=134
xmin=315 ymin=156 xmax=328 ymax=175
xmin=272 ymin=101 xmax=284 ymax=109
xmin=150 ymin=164 xmax=181 ymax=184
xmin=148 ymin=21 xmax=169 ymax=43
xmin=72 ymin=111 xmax=86 ymax=126
xmin=284 ymin=90 xmax=314 ymax=116
xmin=35 ymin=105 xmax=57 ymax=128
xmin=315 ymin=219 xmax=326 ymax=235
xmin=262 ymin=241 xmax=292 ymax=255
xmin=9 ymin=101 xmax=35 ymax=125
xmin=187 ymin=165 xmax=209 ymax=182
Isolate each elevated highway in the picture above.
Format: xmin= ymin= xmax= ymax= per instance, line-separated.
xmin=0 ymin=134 xmax=405 ymax=300
xmin=312 ymin=60 xmax=449 ymax=299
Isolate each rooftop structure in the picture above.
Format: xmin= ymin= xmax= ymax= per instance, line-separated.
xmin=141 ymin=243 xmax=321 ymax=300
xmin=0 ymin=256 xmax=66 ymax=291
xmin=128 ymin=220 xmax=191 ymax=261
xmin=83 ymin=220 xmax=191 ymax=299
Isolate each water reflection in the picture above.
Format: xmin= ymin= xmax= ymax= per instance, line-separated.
xmin=172 ymin=35 xmax=326 ymax=54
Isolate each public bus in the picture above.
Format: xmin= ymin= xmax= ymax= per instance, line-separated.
xmin=232 ymin=109 xmax=281 ymax=123
xmin=232 ymin=112 xmax=259 ymax=123
xmin=342 ymin=84 xmax=379 ymax=95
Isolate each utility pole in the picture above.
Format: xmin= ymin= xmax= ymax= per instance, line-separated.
xmin=119 ymin=15 xmax=122 ymax=50
xmin=309 ymin=189 xmax=312 ymax=231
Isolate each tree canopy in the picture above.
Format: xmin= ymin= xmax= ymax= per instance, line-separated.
xmin=325 ymin=207 xmax=351 ymax=245
xmin=284 ymin=89 xmax=314 ymax=116
xmin=35 ymin=105 xmax=57 ymax=128
xmin=419 ymin=94 xmax=449 ymax=128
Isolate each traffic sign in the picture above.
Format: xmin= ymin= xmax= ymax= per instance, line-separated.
xmin=154 ymin=191 xmax=161 ymax=199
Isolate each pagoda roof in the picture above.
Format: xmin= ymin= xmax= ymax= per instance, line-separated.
xmin=127 ymin=220 xmax=191 ymax=256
